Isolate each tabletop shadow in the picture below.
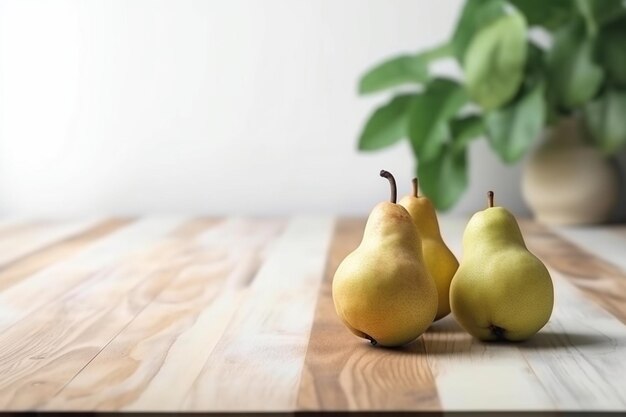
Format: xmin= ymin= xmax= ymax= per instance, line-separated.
xmin=358 ymin=336 xmax=471 ymax=355
xmin=516 ymin=330 xmax=611 ymax=350
xmin=428 ymin=315 xmax=465 ymax=333
xmin=353 ymin=329 xmax=614 ymax=355
xmin=421 ymin=330 xmax=613 ymax=354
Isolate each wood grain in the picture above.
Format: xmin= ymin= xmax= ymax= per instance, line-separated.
xmin=0 ymin=218 xmax=206 ymax=409
xmin=548 ymin=224 xmax=626 ymax=272
xmin=0 ymin=217 xmax=186 ymax=335
xmin=512 ymin=220 xmax=626 ymax=410
xmin=428 ymin=218 xmax=555 ymax=411
xmin=518 ymin=271 xmax=626 ymax=410
xmin=0 ymin=219 xmax=131 ymax=292
xmin=47 ymin=219 xmax=284 ymax=411
xmin=0 ymin=216 xmax=624 ymax=413
xmin=0 ymin=219 xmax=102 ymax=268
xmin=183 ymin=216 xmax=334 ymax=412
xmin=521 ymin=220 xmax=626 ymax=325
xmin=439 ymin=218 xmax=626 ymax=411
xmin=297 ymin=218 xmax=441 ymax=412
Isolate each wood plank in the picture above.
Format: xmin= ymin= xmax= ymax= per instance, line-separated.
xmin=0 ymin=218 xmax=211 ymax=410
xmin=0 ymin=217 xmax=187 ymax=336
xmin=183 ymin=216 xmax=335 ymax=412
xmin=0 ymin=219 xmax=102 ymax=268
xmin=518 ymin=270 xmax=626 ymax=410
xmin=300 ymin=217 xmax=553 ymax=411
xmin=46 ymin=219 xmax=283 ymax=411
xmin=0 ymin=219 xmax=131 ymax=292
xmin=297 ymin=218 xmax=442 ymax=412
xmin=0 ymin=215 xmax=622 ymax=413
xmin=438 ymin=218 xmax=626 ymax=410
xmin=428 ymin=218 xmax=555 ymax=411
xmin=521 ymin=220 xmax=626 ymax=325
xmin=548 ymin=224 xmax=626 ymax=272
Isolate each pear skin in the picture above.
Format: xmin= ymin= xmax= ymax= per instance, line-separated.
xmin=332 ymin=171 xmax=438 ymax=347
xmin=399 ymin=178 xmax=459 ymax=320
xmin=450 ymin=192 xmax=554 ymax=341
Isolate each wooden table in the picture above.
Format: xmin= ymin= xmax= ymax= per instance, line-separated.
xmin=1 ymin=216 xmax=625 ymax=414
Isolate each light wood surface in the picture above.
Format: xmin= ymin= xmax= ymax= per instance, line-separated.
xmin=0 ymin=216 xmax=625 ymax=413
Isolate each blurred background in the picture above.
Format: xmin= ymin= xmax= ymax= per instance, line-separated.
xmin=0 ymin=0 xmax=529 ymax=217
xmin=0 ymin=0 xmax=624 ymax=220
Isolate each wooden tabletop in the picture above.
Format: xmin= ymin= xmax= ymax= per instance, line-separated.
xmin=0 ymin=216 xmax=625 ymax=414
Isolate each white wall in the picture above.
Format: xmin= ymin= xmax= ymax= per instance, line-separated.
xmin=0 ymin=0 xmax=528 ymax=217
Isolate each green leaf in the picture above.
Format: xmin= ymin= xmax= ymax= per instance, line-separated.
xmin=358 ymin=55 xmax=428 ymax=94
xmin=590 ymin=0 xmax=626 ymax=25
xmin=450 ymin=115 xmax=484 ymax=154
xmin=417 ymin=144 xmax=468 ymax=211
xmin=591 ymin=0 xmax=626 ymax=25
xmin=357 ymin=95 xmax=414 ymax=151
xmin=464 ymin=12 xmax=528 ymax=110
xmin=576 ymin=0 xmax=598 ymax=35
xmin=576 ymin=0 xmax=625 ymax=33
xmin=452 ymin=0 xmax=505 ymax=62
xmin=418 ymin=42 xmax=455 ymax=62
xmin=408 ymin=79 xmax=468 ymax=162
xmin=547 ymin=21 xmax=604 ymax=109
xmin=408 ymin=94 xmax=447 ymax=160
xmin=485 ymin=82 xmax=545 ymax=163
xmin=525 ymin=42 xmax=546 ymax=82
xmin=599 ymin=18 xmax=626 ymax=87
xmin=508 ymin=0 xmax=573 ymax=29
xmin=584 ymin=89 xmax=626 ymax=154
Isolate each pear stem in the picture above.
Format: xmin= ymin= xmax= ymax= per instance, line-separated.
xmin=365 ymin=334 xmax=378 ymax=346
xmin=412 ymin=177 xmax=419 ymax=198
xmin=487 ymin=191 xmax=494 ymax=208
xmin=379 ymin=170 xmax=397 ymax=204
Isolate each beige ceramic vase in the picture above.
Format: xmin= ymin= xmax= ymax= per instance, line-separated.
xmin=522 ymin=117 xmax=619 ymax=225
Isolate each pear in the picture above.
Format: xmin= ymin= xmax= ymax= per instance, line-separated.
xmin=399 ymin=178 xmax=459 ymax=321
xmin=450 ymin=191 xmax=554 ymax=341
xmin=332 ymin=170 xmax=438 ymax=347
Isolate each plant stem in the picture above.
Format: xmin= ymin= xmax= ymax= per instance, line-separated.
xmin=487 ymin=191 xmax=494 ymax=208
xmin=380 ymin=170 xmax=397 ymax=204
xmin=412 ymin=178 xmax=419 ymax=198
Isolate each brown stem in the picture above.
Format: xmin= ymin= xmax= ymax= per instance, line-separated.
xmin=412 ymin=177 xmax=419 ymax=198
xmin=487 ymin=191 xmax=494 ymax=208
xmin=379 ymin=170 xmax=397 ymax=204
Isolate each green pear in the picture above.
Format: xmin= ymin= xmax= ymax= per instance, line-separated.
xmin=332 ymin=170 xmax=438 ymax=347
xmin=450 ymin=191 xmax=554 ymax=341
xmin=399 ymin=178 xmax=459 ymax=321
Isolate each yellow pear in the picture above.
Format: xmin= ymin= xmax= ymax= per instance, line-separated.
xmin=450 ymin=191 xmax=554 ymax=341
xmin=399 ymin=178 xmax=459 ymax=320
xmin=332 ymin=170 xmax=438 ymax=347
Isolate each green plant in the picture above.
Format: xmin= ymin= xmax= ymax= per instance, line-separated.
xmin=357 ymin=0 xmax=626 ymax=210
